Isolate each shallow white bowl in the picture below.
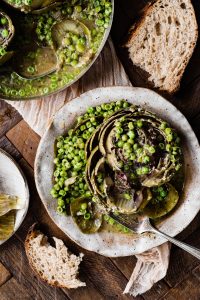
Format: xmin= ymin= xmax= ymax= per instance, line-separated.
xmin=35 ymin=87 xmax=200 ymax=257
xmin=0 ymin=149 xmax=29 ymax=245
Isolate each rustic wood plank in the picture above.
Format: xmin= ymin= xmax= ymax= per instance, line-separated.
xmin=112 ymin=256 xmax=137 ymax=279
xmin=0 ymin=136 xmax=22 ymax=161
xmin=165 ymin=228 xmax=200 ymax=287
xmin=0 ymin=277 xmax=31 ymax=300
xmin=6 ymin=120 xmax=40 ymax=168
xmin=0 ymin=263 xmax=12 ymax=287
xmin=143 ymin=281 xmax=170 ymax=300
xmin=162 ymin=273 xmax=200 ymax=300
xmin=0 ymin=101 xmax=22 ymax=138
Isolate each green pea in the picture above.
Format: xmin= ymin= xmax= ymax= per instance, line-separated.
xmin=116 ymin=127 xmax=123 ymax=134
xmin=1 ymin=18 xmax=7 ymax=25
xmin=76 ymin=43 xmax=85 ymax=53
xmin=143 ymin=156 xmax=150 ymax=163
xmin=160 ymin=190 xmax=167 ymax=198
xmin=141 ymin=166 xmax=149 ymax=174
xmin=159 ymin=122 xmax=167 ymax=130
xmin=167 ymin=134 xmax=173 ymax=142
xmin=128 ymin=122 xmax=134 ymax=130
xmin=1 ymin=29 xmax=8 ymax=38
xmin=136 ymin=120 xmax=143 ymax=128
xmin=81 ymin=203 xmax=87 ymax=210
xmin=122 ymin=134 xmax=128 ymax=142
xmin=123 ymin=143 xmax=131 ymax=150
xmin=165 ymin=128 xmax=172 ymax=134
xmin=84 ymin=213 xmax=91 ymax=220
xmin=149 ymin=146 xmax=156 ymax=154
xmin=130 ymin=154 xmax=136 ymax=160
xmin=128 ymin=130 xmax=135 ymax=139
xmin=115 ymin=121 xmax=121 ymax=127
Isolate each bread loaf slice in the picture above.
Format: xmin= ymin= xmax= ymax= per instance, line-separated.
xmin=25 ymin=224 xmax=86 ymax=289
xmin=126 ymin=0 xmax=198 ymax=94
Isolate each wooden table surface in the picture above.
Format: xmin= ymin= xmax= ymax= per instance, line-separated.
xmin=1 ymin=1 xmax=200 ymax=299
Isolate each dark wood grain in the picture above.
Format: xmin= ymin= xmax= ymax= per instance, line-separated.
xmin=1 ymin=0 xmax=200 ymax=299
xmin=0 ymin=278 xmax=32 ymax=300
xmin=6 ymin=120 xmax=40 ymax=168
xmin=0 ymin=101 xmax=22 ymax=139
xmin=0 ymin=263 xmax=12 ymax=287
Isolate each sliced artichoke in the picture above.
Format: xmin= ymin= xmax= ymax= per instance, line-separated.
xmin=85 ymin=105 xmax=183 ymax=217
xmin=70 ymin=197 xmax=103 ymax=234
xmin=52 ymin=19 xmax=93 ymax=68
xmin=3 ymin=0 xmax=61 ymax=13
xmin=0 ymin=11 xmax=14 ymax=48
xmin=0 ymin=194 xmax=24 ymax=217
xmin=14 ymin=46 xmax=58 ymax=79
xmin=0 ymin=210 xmax=15 ymax=240
xmin=144 ymin=184 xmax=179 ymax=219
xmin=0 ymin=11 xmax=14 ymax=66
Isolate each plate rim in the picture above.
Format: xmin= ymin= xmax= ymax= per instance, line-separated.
xmin=34 ymin=86 xmax=200 ymax=256
xmin=0 ymin=148 xmax=30 ymax=245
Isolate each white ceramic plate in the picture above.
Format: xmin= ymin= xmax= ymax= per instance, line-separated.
xmin=35 ymin=87 xmax=200 ymax=257
xmin=0 ymin=149 xmax=29 ymax=245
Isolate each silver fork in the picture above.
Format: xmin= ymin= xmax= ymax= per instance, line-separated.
xmin=109 ymin=212 xmax=200 ymax=259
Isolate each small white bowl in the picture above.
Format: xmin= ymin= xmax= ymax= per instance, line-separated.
xmin=0 ymin=149 xmax=29 ymax=245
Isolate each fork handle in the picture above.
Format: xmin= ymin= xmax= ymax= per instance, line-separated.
xmin=151 ymin=227 xmax=200 ymax=260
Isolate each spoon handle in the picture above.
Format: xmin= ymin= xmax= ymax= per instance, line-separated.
xmin=151 ymin=227 xmax=200 ymax=260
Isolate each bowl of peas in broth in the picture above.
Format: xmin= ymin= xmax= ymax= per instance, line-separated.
xmin=35 ymin=87 xmax=200 ymax=257
xmin=0 ymin=0 xmax=113 ymax=100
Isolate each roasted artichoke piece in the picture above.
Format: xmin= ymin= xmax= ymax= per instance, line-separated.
xmin=0 ymin=11 xmax=14 ymax=48
xmin=143 ymin=184 xmax=179 ymax=219
xmin=97 ymin=106 xmax=182 ymax=187
xmin=52 ymin=19 xmax=93 ymax=68
xmin=85 ymin=104 xmax=183 ymax=217
xmin=0 ymin=11 xmax=14 ymax=66
xmin=70 ymin=197 xmax=103 ymax=234
xmin=0 ymin=194 xmax=24 ymax=217
xmin=3 ymin=0 xmax=61 ymax=13
xmin=0 ymin=210 xmax=15 ymax=240
xmin=14 ymin=46 xmax=58 ymax=79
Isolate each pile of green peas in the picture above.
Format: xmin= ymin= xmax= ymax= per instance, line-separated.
xmin=59 ymin=32 xmax=87 ymax=67
xmin=115 ymin=119 xmax=155 ymax=176
xmin=51 ymin=100 xmax=130 ymax=214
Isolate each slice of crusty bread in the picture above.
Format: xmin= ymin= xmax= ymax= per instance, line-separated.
xmin=25 ymin=224 xmax=86 ymax=289
xmin=126 ymin=0 xmax=198 ymax=94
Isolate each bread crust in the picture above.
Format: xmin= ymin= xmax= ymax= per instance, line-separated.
xmin=25 ymin=223 xmax=84 ymax=289
xmin=125 ymin=0 xmax=198 ymax=94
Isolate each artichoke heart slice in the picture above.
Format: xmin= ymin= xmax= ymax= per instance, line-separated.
xmin=15 ymin=47 xmax=58 ymax=79
xmin=52 ymin=19 xmax=92 ymax=67
xmin=143 ymin=184 xmax=179 ymax=219
xmin=3 ymin=0 xmax=60 ymax=13
xmin=0 ymin=51 xmax=14 ymax=66
xmin=0 ymin=11 xmax=14 ymax=48
xmin=0 ymin=210 xmax=15 ymax=240
xmin=0 ymin=194 xmax=24 ymax=217
xmin=70 ymin=197 xmax=102 ymax=234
